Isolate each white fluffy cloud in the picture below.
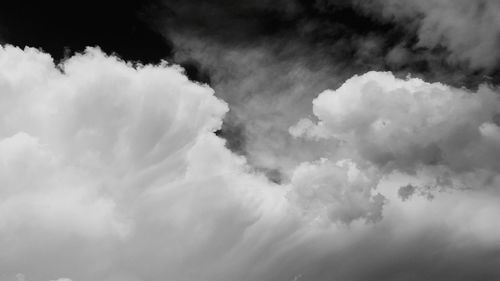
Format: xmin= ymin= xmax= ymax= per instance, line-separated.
xmin=0 ymin=45 xmax=283 ymax=281
xmin=293 ymin=71 xmax=500 ymax=174
xmin=290 ymin=71 xmax=500 ymax=227
xmin=2 ymin=46 xmax=500 ymax=281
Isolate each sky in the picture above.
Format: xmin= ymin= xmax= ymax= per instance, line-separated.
xmin=0 ymin=1 xmax=500 ymax=281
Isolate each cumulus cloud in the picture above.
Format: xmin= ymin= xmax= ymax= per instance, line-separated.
xmin=295 ymin=71 xmax=500 ymax=175
xmin=287 ymin=158 xmax=386 ymax=224
xmin=0 ymin=45 xmax=277 ymax=281
xmin=287 ymin=68 xmax=500 ymax=223
xmin=362 ymin=0 xmax=500 ymax=69
xmin=2 ymin=46 xmax=500 ymax=281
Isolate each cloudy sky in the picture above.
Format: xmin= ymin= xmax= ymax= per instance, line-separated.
xmin=1 ymin=1 xmax=500 ymax=281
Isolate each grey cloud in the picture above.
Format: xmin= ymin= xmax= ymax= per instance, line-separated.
xmin=361 ymin=0 xmax=500 ymax=70
xmin=171 ymin=36 xmax=347 ymax=175
xmin=398 ymin=184 xmax=417 ymax=201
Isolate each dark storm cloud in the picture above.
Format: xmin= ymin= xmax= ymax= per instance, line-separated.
xmin=157 ymin=0 xmax=396 ymax=70
xmin=154 ymin=0 xmax=498 ymax=88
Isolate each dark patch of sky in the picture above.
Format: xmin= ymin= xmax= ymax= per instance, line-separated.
xmin=0 ymin=0 xmax=171 ymax=63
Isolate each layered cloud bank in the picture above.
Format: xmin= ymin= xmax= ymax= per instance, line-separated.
xmin=1 ymin=46 xmax=500 ymax=281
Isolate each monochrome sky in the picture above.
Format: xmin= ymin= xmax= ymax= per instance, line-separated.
xmin=1 ymin=1 xmax=500 ymax=281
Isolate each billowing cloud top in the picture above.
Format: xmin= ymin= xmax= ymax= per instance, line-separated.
xmin=293 ymin=71 xmax=500 ymax=193
xmin=1 ymin=46 xmax=500 ymax=281
xmin=306 ymin=72 xmax=500 ymax=170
